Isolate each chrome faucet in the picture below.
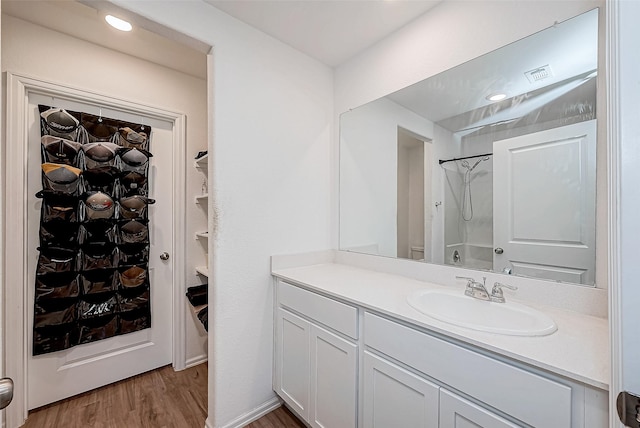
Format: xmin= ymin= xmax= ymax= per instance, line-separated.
xmin=456 ymin=276 xmax=490 ymax=301
xmin=456 ymin=276 xmax=518 ymax=303
xmin=490 ymin=282 xmax=518 ymax=303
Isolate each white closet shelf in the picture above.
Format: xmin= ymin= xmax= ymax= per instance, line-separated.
xmin=195 ymin=194 xmax=208 ymax=204
xmin=195 ymin=266 xmax=209 ymax=277
xmin=194 ymin=153 xmax=209 ymax=169
xmin=195 ymin=231 xmax=208 ymax=240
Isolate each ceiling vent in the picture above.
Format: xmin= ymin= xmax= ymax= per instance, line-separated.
xmin=524 ymin=65 xmax=553 ymax=83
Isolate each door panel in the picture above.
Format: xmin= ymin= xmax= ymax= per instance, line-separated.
xmin=27 ymin=94 xmax=173 ymax=408
xmin=363 ymin=351 xmax=439 ymax=428
xmin=277 ymin=308 xmax=310 ymax=419
xmin=493 ymin=120 xmax=596 ymax=284
xmin=440 ymin=389 xmax=519 ymax=428
xmin=310 ymin=324 xmax=357 ymax=428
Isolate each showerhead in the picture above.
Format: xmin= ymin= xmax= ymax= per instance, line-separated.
xmin=459 ymin=155 xmax=490 ymax=171
xmin=469 ymin=158 xmax=483 ymax=171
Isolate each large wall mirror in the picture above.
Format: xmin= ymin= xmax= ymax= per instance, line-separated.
xmin=339 ymin=9 xmax=599 ymax=286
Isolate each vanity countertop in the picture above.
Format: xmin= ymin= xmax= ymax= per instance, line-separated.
xmin=272 ymin=262 xmax=609 ymax=391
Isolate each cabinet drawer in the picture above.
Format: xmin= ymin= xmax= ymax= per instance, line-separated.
xmin=278 ymin=281 xmax=358 ymax=339
xmin=364 ymin=312 xmax=571 ymax=428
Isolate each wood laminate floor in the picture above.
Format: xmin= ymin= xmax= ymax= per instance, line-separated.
xmin=22 ymin=363 xmax=304 ymax=428
xmin=245 ymin=406 xmax=306 ymax=428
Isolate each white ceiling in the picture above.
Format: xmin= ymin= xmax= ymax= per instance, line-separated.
xmin=204 ymin=0 xmax=441 ymax=67
xmin=1 ymin=0 xmax=208 ymax=79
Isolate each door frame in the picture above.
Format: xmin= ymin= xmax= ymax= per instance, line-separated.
xmin=2 ymin=71 xmax=187 ymax=427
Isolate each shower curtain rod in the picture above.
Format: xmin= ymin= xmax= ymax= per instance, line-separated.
xmin=438 ymin=152 xmax=493 ymax=165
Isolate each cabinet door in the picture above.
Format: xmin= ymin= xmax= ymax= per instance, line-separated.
xmin=363 ymin=351 xmax=439 ymax=428
xmin=276 ymin=308 xmax=310 ymax=419
xmin=440 ymin=389 xmax=520 ymax=428
xmin=310 ymin=324 xmax=357 ymax=428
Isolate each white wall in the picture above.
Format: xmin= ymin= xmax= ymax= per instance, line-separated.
xmin=109 ymin=1 xmax=334 ymax=426
xmin=340 ymin=97 xmax=433 ymax=257
xmin=1 ymin=12 xmax=209 ymax=367
xmin=335 ymin=0 xmax=607 ymax=289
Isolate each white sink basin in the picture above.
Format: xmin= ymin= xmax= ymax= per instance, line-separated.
xmin=407 ymin=289 xmax=557 ymax=336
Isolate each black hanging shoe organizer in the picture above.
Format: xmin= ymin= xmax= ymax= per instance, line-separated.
xmin=33 ymin=105 xmax=154 ymax=356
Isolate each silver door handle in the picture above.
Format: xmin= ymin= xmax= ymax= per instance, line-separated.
xmin=0 ymin=378 xmax=13 ymax=410
xmin=494 ymin=248 xmax=504 ymax=254
xmin=160 ymin=252 xmax=170 ymax=261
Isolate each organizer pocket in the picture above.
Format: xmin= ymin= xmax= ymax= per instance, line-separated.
xmin=118 ymin=196 xmax=154 ymax=220
xmin=118 ymin=243 xmax=149 ymax=265
xmin=82 ymin=142 xmax=120 ymax=169
xmin=118 ymin=265 xmax=148 ymax=288
xmin=39 ymin=220 xmax=79 ymax=248
xmin=81 ymin=242 xmax=118 ymax=270
xmin=81 ymin=269 xmax=118 ymax=295
xmin=83 ymin=115 xmax=118 ymax=143
xmin=37 ymin=191 xmax=80 ymax=223
xmin=77 ymin=314 xmax=118 ymax=344
xmin=118 ymin=220 xmax=149 ymax=244
xmin=82 ymin=166 xmax=120 ymax=195
xmin=41 ymin=163 xmax=82 ymax=195
xmin=78 ymin=293 xmax=118 ymax=319
xmin=34 ymin=297 xmax=76 ymax=328
xmin=119 ymin=307 xmax=151 ymax=334
xmin=79 ymin=221 xmax=117 ymax=245
xmin=36 ymin=247 xmax=78 ymax=274
xmin=119 ymin=171 xmax=148 ymax=196
xmin=119 ymin=148 xmax=152 ymax=174
xmin=40 ymin=106 xmax=80 ymax=140
xmin=41 ymin=136 xmax=83 ymax=166
xmin=35 ymin=272 xmax=80 ymax=301
xmin=118 ymin=284 xmax=150 ymax=312
xmin=83 ymin=191 xmax=115 ymax=221
xmin=118 ymin=127 xmax=149 ymax=151
xmin=33 ymin=323 xmax=76 ymax=355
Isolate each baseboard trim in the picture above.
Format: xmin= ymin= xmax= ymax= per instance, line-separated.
xmin=219 ymin=397 xmax=282 ymax=428
xmin=185 ymin=354 xmax=208 ymax=369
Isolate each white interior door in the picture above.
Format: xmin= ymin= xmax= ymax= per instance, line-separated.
xmin=493 ymin=120 xmax=596 ymax=284
xmin=26 ymin=93 xmax=173 ymax=409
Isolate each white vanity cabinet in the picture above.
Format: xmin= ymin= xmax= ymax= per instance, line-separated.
xmin=274 ymin=281 xmax=358 ymax=428
xmin=364 ymin=312 xmax=572 ymax=427
xmin=273 ymin=279 xmax=608 ymax=428
xmin=363 ymin=347 xmax=520 ymax=428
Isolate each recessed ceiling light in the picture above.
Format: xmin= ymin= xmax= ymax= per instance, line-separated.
xmin=486 ymin=93 xmax=507 ymax=102
xmin=105 ymin=15 xmax=132 ymax=32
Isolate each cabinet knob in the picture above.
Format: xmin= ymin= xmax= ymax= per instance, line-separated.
xmin=494 ymin=248 xmax=504 ymax=254
xmin=160 ymin=252 xmax=170 ymax=261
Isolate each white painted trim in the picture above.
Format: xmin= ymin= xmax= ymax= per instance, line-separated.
xmin=185 ymin=354 xmax=208 ymax=369
xmin=205 ymin=417 xmax=214 ymax=428
xmin=607 ymin=1 xmax=623 ymax=426
xmin=172 ymin=112 xmax=188 ymax=372
xmin=2 ymin=72 xmax=187 ymax=427
xmin=219 ymin=397 xmax=282 ymax=428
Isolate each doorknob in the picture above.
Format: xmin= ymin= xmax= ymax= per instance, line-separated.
xmin=160 ymin=252 xmax=170 ymax=261
xmin=0 ymin=378 xmax=14 ymax=410
xmin=494 ymin=248 xmax=504 ymax=254
xmin=618 ymin=391 xmax=640 ymax=427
